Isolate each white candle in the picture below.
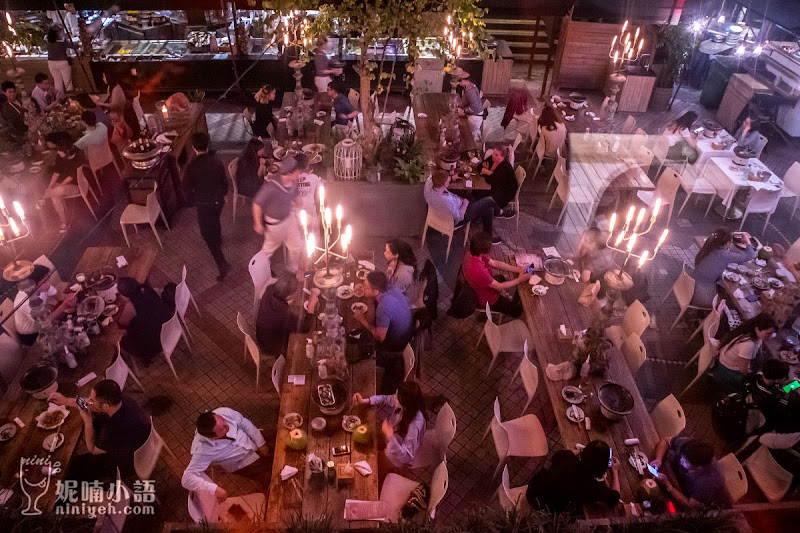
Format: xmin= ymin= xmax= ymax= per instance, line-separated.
xmin=443 ymin=26 xmax=448 ymax=37
xmin=9 ymin=218 xmax=19 ymax=236
xmin=299 ymin=209 xmax=308 ymax=236
xmin=335 ymin=204 xmax=342 ymax=232
xmin=638 ymin=250 xmax=649 ymax=267
xmin=306 ymin=233 xmax=316 ymax=258
xmin=0 ymin=227 xmax=4 ymax=241
xmin=0 ymin=195 xmax=5 ymax=211
xmin=611 ymin=35 xmax=617 ymax=49
xmin=623 ymin=205 xmax=635 ymax=231
xmin=632 ymin=207 xmax=646 ymax=233
xmin=626 ymin=233 xmax=637 ymax=253
xmin=615 ymin=230 xmax=625 ymax=246
xmin=456 ymin=44 xmax=462 ymax=57
xmin=652 ymin=198 xmax=662 ymax=219
xmin=447 ymin=14 xmax=451 ymax=25
xmin=161 ymin=104 xmax=168 ymax=118
xmin=318 ymin=185 xmax=325 ymax=209
xmin=621 ymin=20 xmax=628 ymax=34
xmin=655 ymin=229 xmax=669 ymax=252
xmin=12 ymin=201 xmax=23 ymax=221
xmin=284 ymin=34 xmax=289 ymax=46
xmin=608 ymin=213 xmax=616 ymax=233
xmin=324 ymin=207 xmax=332 ymax=231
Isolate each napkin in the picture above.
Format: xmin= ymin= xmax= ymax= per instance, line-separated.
xmin=542 ymin=246 xmax=560 ymax=258
xmin=70 ymin=283 xmax=82 ymax=292
xmin=546 ymin=361 xmax=576 ymax=381
xmin=280 ymin=465 xmax=299 ymax=480
xmin=353 ymin=460 xmax=372 ymax=476
xmin=733 ymin=288 xmax=745 ymax=299
xmin=528 ymin=274 xmax=542 ymax=285
xmin=358 ymin=260 xmax=376 ymax=271
xmin=559 ymin=324 xmax=567 ymax=336
xmin=288 ymin=374 xmax=306 ymax=385
xmin=314 ymin=119 xmax=324 ymax=126
xmin=307 ymin=453 xmax=324 ymax=473
xmin=465 ymin=180 xmax=473 ymax=188
xmin=13 ymin=417 xmax=24 ymax=427
xmin=155 ymin=134 xmax=173 ymax=145
xmin=76 ymin=372 xmax=97 ymax=388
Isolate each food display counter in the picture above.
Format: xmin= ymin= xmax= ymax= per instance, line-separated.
xmin=761 ymin=42 xmax=800 ymax=136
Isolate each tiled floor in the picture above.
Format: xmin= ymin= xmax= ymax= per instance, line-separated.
xmin=3 ymin=68 xmax=800 ymax=530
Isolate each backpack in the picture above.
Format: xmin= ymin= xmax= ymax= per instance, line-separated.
xmin=447 ymin=268 xmax=477 ymax=319
xmin=712 ymin=393 xmax=750 ymax=442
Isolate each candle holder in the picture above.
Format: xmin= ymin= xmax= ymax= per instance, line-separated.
xmin=608 ymin=20 xmax=645 ymax=65
xmin=300 ymin=185 xmax=352 ymax=291
xmin=0 ymin=197 xmax=33 ymax=281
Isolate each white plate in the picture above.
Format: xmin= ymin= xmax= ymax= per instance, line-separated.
xmin=28 ymin=165 xmax=42 ymax=173
xmin=356 ymin=269 xmax=368 ymax=280
xmin=342 ymin=415 xmax=361 ymax=432
xmin=283 ymin=412 xmax=303 ymax=430
xmin=42 ymin=432 xmax=65 ymax=451
xmin=722 ymin=271 xmax=740 ymax=283
xmin=316 ymin=111 xmax=326 ymax=117
xmin=755 ymin=259 xmax=767 ymax=267
xmin=0 ymin=422 xmax=16 ymax=442
xmin=628 ymin=450 xmax=648 ymax=471
xmin=779 ymin=350 xmax=799 ymax=364
xmin=336 ymin=285 xmax=355 ymax=299
xmin=36 ymin=405 xmax=69 ymax=430
xmin=566 ymin=405 xmax=585 ymax=423
xmin=311 ymin=417 xmax=326 ymax=431
xmin=531 ymin=285 xmax=548 ymax=296
xmin=561 ymin=386 xmax=585 ymax=404
xmin=351 ymin=302 xmax=368 ymax=314
xmin=768 ymin=277 xmax=784 ymax=289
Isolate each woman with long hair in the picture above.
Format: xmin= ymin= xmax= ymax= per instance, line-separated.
xmin=353 ymin=380 xmax=426 ymax=467
xmin=479 ymin=144 xmax=518 ymax=216
xmin=236 ymin=137 xmax=267 ymax=198
xmin=384 ymin=238 xmax=417 ymax=305
xmin=117 ymin=277 xmax=173 ymax=361
xmin=692 ymin=229 xmax=756 ymax=307
xmin=663 ymin=110 xmax=699 ymax=153
xmin=713 ymin=313 xmax=777 ymax=391
xmin=537 ymin=105 xmax=567 ymax=158
xmin=251 ymin=84 xmax=277 ymax=138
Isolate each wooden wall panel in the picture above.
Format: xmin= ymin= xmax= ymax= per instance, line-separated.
xmin=553 ymin=20 xmax=620 ymax=91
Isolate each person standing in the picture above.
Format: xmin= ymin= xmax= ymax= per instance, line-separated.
xmin=252 ymin=155 xmax=304 ymax=274
xmin=313 ymin=37 xmax=342 ymax=93
xmin=457 ymin=72 xmax=484 ymax=142
xmin=183 ymin=132 xmax=230 ymax=281
xmin=250 ymin=85 xmax=277 ymax=139
xmin=62 ymin=3 xmax=80 ymax=39
xmin=46 ymin=28 xmax=73 ymax=95
xmin=327 ymin=80 xmax=358 ymax=137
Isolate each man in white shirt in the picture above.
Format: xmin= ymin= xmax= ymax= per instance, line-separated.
xmin=294 ymin=154 xmax=320 ymax=226
xmin=14 ymin=264 xmax=76 ymax=346
xmin=181 ymin=408 xmax=271 ymax=502
xmin=31 ymin=73 xmax=62 ymax=113
xmin=423 ymin=171 xmax=500 ymax=244
xmin=63 ymin=3 xmax=80 ymax=39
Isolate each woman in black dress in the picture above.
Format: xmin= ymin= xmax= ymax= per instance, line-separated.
xmin=250 ymin=85 xmax=277 ymax=138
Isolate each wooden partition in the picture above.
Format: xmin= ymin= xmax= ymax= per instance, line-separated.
xmin=551 ymin=18 xmax=621 ymax=91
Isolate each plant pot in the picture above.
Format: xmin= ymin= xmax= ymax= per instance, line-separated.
xmin=649 ymin=86 xmax=673 ymax=111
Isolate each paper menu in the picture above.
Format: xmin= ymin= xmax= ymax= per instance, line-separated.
xmin=515 ymin=253 xmax=542 ymax=270
xmin=542 ymin=247 xmax=560 ymax=258
xmin=344 ymin=499 xmax=387 ymax=521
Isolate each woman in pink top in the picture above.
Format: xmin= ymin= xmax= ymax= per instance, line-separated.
xmin=537 ymin=105 xmax=567 ymax=158
xmin=462 ymin=232 xmax=529 ymax=318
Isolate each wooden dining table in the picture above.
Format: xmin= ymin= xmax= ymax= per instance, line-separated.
xmin=265 ymin=262 xmax=379 ymax=530
xmin=513 ymin=250 xmax=661 ymax=518
xmin=0 ymin=246 xmax=157 ymax=511
xmin=412 ymin=92 xmax=479 ymax=155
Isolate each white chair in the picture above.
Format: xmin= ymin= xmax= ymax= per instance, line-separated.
xmin=120 ymin=183 xmax=170 ymax=249
xmin=677 ymin=164 xmax=716 ymax=217
xmin=753 ymin=133 xmax=768 ymax=159
xmin=680 ymin=338 xmax=718 ymax=397
xmin=498 ymin=465 xmax=531 ymax=514
xmin=739 ymin=188 xmax=781 ymax=235
xmin=511 ymin=340 xmax=539 ymax=416
xmin=271 ymin=354 xmax=286 ymax=396
xmin=650 ymin=394 xmax=686 ymax=441
xmin=547 ymin=164 xmax=569 ymax=226
xmin=237 ymin=312 xmax=264 ymax=387
xmin=106 ymin=342 xmax=145 ymax=392
xmin=84 ymin=136 xmax=122 ymax=194
xmin=620 ymin=115 xmax=636 ymax=134
xmin=402 ymin=344 xmax=415 ymax=381
xmin=248 ymin=250 xmax=274 ymax=314
xmin=686 ymin=295 xmax=724 ymax=352
xmin=188 ymin=482 xmax=266 ymax=523
xmin=95 ymin=469 xmax=131 ymax=533
xmin=662 ymin=263 xmax=711 ymax=331
xmin=0 ymin=297 xmax=19 ymax=343
xmin=606 ymin=299 xmax=650 ymax=350
xmin=489 ymin=397 xmax=548 ymax=480
xmin=530 ymin=132 xmax=557 ymax=179
xmin=420 ymin=205 xmax=471 ymax=262
xmin=409 ymin=402 xmax=457 ymax=469
xmin=226 ymin=158 xmax=249 ymax=219
xmin=620 ymin=333 xmax=647 ymax=374
xmin=637 ymin=167 xmax=681 ymax=226
xmin=744 ymin=445 xmax=793 ymax=502
xmin=780 ymin=161 xmax=800 ymax=219
xmin=717 ymin=453 xmax=748 ymax=503
xmin=512 ymin=165 xmax=527 ymax=233
xmin=545 ymin=151 xmax=566 ymax=190
xmin=175 ymin=265 xmax=201 ymax=341
xmin=380 ymin=461 xmax=448 ymax=522
xmin=160 ymin=312 xmax=191 ymax=382
xmin=634 ymin=146 xmax=655 ymax=171
xmin=134 ymin=416 xmax=179 ymax=480
xmin=63 ymin=167 xmax=99 ymax=221
xmin=477 ymin=303 xmax=532 ymax=375
xmin=508 ymin=133 xmax=524 ymax=168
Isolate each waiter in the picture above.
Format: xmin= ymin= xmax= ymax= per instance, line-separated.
xmin=183 ymin=132 xmax=230 ymax=281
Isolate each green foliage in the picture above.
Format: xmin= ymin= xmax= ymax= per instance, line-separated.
xmin=394 ymin=138 xmax=427 ymax=183
xmin=654 ymin=24 xmax=695 ymax=88
xmin=0 ymin=21 xmax=46 ymax=52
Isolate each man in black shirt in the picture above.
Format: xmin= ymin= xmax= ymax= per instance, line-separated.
xmin=526 ymin=440 xmax=621 ymax=514
xmin=183 ymin=132 xmax=230 ymax=281
xmin=50 ymin=379 xmax=150 ymax=481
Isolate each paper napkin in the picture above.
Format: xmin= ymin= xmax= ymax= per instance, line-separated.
xmin=280 ymin=465 xmax=298 ymax=481
xmin=733 ymin=288 xmax=745 ymax=299
xmin=353 ymin=461 xmax=372 ymax=476
xmin=542 ymin=246 xmax=560 ymax=258
xmin=528 ymin=274 xmax=542 ymax=285
xmin=314 ymin=119 xmax=324 ymax=126
xmin=76 ymin=372 xmax=97 ymax=388
xmin=116 ymin=255 xmax=128 ymax=267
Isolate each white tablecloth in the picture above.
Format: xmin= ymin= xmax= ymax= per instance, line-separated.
xmin=705 ymin=157 xmax=783 ymax=213
xmin=694 ymin=131 xmax=737 ymax=166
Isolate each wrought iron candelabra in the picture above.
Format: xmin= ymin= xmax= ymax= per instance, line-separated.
xmin=606 ymin=200 xmax=669 ymax=283
xmin=300 ymin=185 xmax=352 ymax=289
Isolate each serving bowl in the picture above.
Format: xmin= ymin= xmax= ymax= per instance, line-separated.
xmin=598 ymin=382 xmax=634 ymax=421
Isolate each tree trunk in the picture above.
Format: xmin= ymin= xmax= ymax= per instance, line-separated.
xmin=359 ymin=42 xmax=376 ymax=164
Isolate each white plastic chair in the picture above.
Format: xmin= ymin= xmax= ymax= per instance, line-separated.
xmin=511 ymin=340 xmax=539 ymax=416
xmin=248 ymin=250 xmax=274 ymax=314
xmin=637 ymin=167 xmax=681 ymax=226
xmin=175 ymin=265 xmax=201 ymax=341
xmin=739 ymin=188 xmax=782 ymax=236
xmin=634 ymin=146 xmax=655 ymax=171
xmin=402 ymin=344 xmax=415 ymax=382
xmin=780 ymin=161 xmax=800 ymax=219
xmin=134 ymin=416 xmax=178 ymax=480
xmin=227 ymin=157 xmax=249 ymax=219
xmin=420 ymin=205 xmax=471 ymax=262
xmin=621 ymin=332 xmax=647 ymax=374
xmin=160 ymin=312 xmax=191 ymax=382
xmin=498 ymin=465 xmax=531 ymax=513
xmin=380 ymin=461 xmax=448 ymax=522
xmin=489 ymin=397 xmax=548 ymax=480
xmin=409 ymin=402 xmax=456 ymax=469
xmin=84 ymin=135 xmax=122 ymax=194
xmin=477 ymin=302 xmax=532 ymax=375
xmin=620 ymin=115 xmax=636 ymax=134
xmin=271 ymin=355 xmax=286 ymax=397
xmin=513 ymin=165 xmax=527 ymax=233
xmin=237 ymin=311 xmax=263 ymax=387
xmin=753 ymin=133 xmax=768 ymax=159
xmin=718 ymin=453 xmax=748 ymax=503
xmin=95 ymin=469 xmax=131 ymax=533
xmin=547 ymin=164 xmax=569 ymax=226
xmin=677 ymin=164 xmax=716 ymax=217
xmin=63 ymin=167 xmax=99 ymax=220
xmin=662 ymin=263 xmax=711 ymax=331
xmin=744 ymin=445 xmax=793 ymax=502
xmin=120 ymin=182 xmax=170 ymax=249
xmin=650 ymin=394 xmax=686 ymax=441
xmin=531 ymin=130 xmax=558 ymax=179
xmin=687 ymin=295 xmax=724 ymax=351
xmin=106 ymin=342 xmax=145 ymax=392
xmin=680 ymin=339 xmax=718 ymax=397
xmin=545 ymin=150 xmax=565 ymax=190
xmin=606 ymin=299 xmax=650 ymax=349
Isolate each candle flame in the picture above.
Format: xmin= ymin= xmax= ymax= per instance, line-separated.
xmin=608 ymin=213 xmax=616 ymax=233
xmin=447 ymin=14 xmax=452 ymax=25
xmin=638 ymin=250 xmax=649 ymax=267
xmin=0 ymin=195 xmax=5 ymax=210
xmin=324 ymin=207 xmax=332 ymax=228
xmin=306 ymin=233 xmax=316 ymax=258
xmin=319 ymin=185 xmax=325 ymax=206
xmin=615 ymin=230 xmax=625 ymax=246
xmin=622 ymin=20 xmax=628 ymax=34
xmin=299 ymin=209 xmax=307 ymax=230
xmin=652 ymin=198 xmax=662 ymax=218
xmin=611 ymin=35 xmax=617 ymax=48
xmin=9 ymin=217 xmax=19 ymax=236
xmin=627 ymin=233 xmax=637 ymax=253
xmin=12 ymin=201 xmax=23 ymax=220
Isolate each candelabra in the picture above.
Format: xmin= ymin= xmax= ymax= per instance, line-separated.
xmin=609 ymin=20 xmax=645 ymax=67
xmin=300 ymin=185 xmax=352 ymax=290
xmin=0 ymin=195 xmax=33 ymax=281
xmin=603 ymin=200 xmax=669 ymax=291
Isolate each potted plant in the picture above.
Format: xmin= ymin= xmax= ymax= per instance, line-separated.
xmin=572 ymin=321 xmax=611 ymax=376
xmin=650 ymin=24 xmax=694 ymax=111
xmin=394 ymin=138 xmax=427 ymax=183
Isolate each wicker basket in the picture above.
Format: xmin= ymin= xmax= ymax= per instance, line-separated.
xmin=334 ymin=139 xmax=362 ymax=181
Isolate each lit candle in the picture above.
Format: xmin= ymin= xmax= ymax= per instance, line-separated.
xmin=324 ymin=207 xmax=332 ymax=231
xmin=735 ymin=45 xmax=745 ymax=56
xmin=335 ymin=204 xmax=342 ymax=231
xmin=624 ymin=32 xmax=631 ymax=45
xmin=622 ymin=20 xmax=628 ymax=34
xmin=655 ymin=229 xmax=669 ymax=252
xmin=443 ymin=26 xmax=448 ymax=37
xmin=623 ymin=205 xmax=635 ymax=231
xmin=754 ymin=44 xmax=763 ymax=55
xmin=0 ymin=227 xmax=4 ymax=241
xmin=469 ymin=31 xmax=473 ymax=41
xmin=717 ymin=15 xmax=725 ymax=24
xmin=608 ymin=213 xmax=616 ymax=233
xmin=638 ymin=250 xmax=650 ymax=267
xmin=611 ymin=35 xmax=617 ymax=49
xmin=343 ymin=224 xmax=352 ymax=252
xmin=299 ymin=209 xmax=308 ymax=237
xmin=652 ymin=198 xmax=662 ymax=219
xmin=9 ymin=217 xmax=19 ymax=236
xmin=615 ymin=230 xmax=625 ymax=246
xmin=318 ymin=185 xmax=325 ymax=211
xmin=638 ymin=39 xmax=644 ymax=53
xmin=456 ymin=44 xmax=462 ymax=57
xmin=306 ymin=233 xmax=316 ymax=258
xmin=626 ymin=233 xmax=637 ymax=253
xmin=284 ymin=33 xmax=289 ymax=46
xmin=634 ymin=27 xmax=640 ymax=41
xmin=632 ymin=207 xmax=646 ymax=233
xmin=12 ymin=201 xmax=24 ymax=221
xmin=0 ymin=195 xmax=5 ymax=211
xmin=613 ymin=51 xmax=619 ymax=66
xmin=447 ymin=14 xmax=452 ymax=25
xmin=628 ymin=48 xmax=634 ymax=60
xmin=161 ymin=104 xmax=168 ymax=118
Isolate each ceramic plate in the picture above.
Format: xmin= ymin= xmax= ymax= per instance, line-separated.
xmin=566 ymin=405 xmax=585 ymax=423
xmin=283 ymin=412 xmax=303 ymax=430
xmin=531 ymin=285 xmax=548 ymax=296
xmin=628 ymin=450 xmax=648 ymax=471
xmin=722 ymin=271 xmax=739 ymax=283
xmin=36 ymin=405 xmax=69 ymax=430
xmin=342 ymin=415 xmax=361 ymax=432
xmin=28 ymin=165 xmax=42 ymax=173
xmin=356 ymin=269 xmax=368 ymax=280
xmin=768 ymin=277 xmax=784 ymax=289
xmin=42 ymin=432 xmax=65 ymax=451
xmin=351 ymin=302 xmax=368 ymax=314
xmin=311 ymin=417 xmax=326 ymax=431
xmin=317 ymin=111 xmax=326 ymax=117
xmin=752 ymin=277 xmax=769 ymax=290
xmin=0 ymin=422 xmax=16 ymax=442
xmin=755 ymin=259 xmax=767 ymax=267
xmin=780 ymin=350 xmax=799 ymax=364
xmin=561 ymin=386 xmax=585 ymax=404
xmin=336 ymin=285 xmax=355 ymax=299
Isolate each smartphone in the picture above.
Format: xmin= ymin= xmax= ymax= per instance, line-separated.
xmin=692 ymin=126 xmax=704 ymax=135
xmin=783 ymin=380 xmax=800 ymax=393
xmin=745 ymin=293 xmax=760 ymax=302
xmin=525 ymin=264 xmax=535 ymax=274
xmin=76 ymin=396 xmax=89 ymax=412
xmin=608 ymin=447 xmax=613 ymax=468
xmin=647 ymin=463 xmax=659 ymax=477
xmin=332 ymin=445 xmax=350 ymax=456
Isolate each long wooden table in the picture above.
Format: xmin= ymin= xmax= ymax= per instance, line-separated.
xmin=514 ymin=251 xmax=660 ymax=517
xmin=412 ymin=92 xmax=479 ymax=154
xmin=265 ymin=268 xmax=379 ymax=530
xmin=0 ymin=246 xmax=157 ymax=511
